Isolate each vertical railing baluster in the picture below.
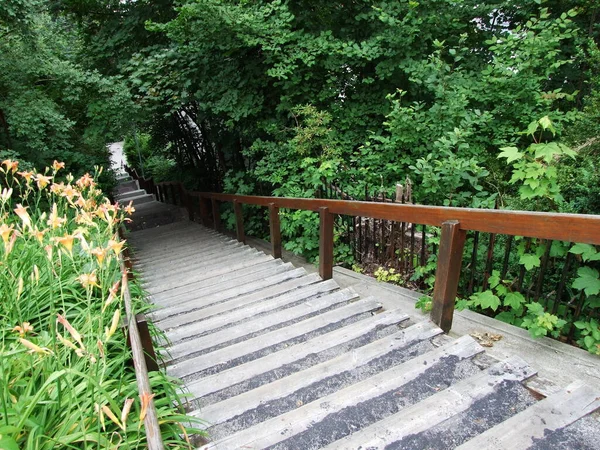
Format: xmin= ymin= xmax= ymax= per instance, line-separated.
xmin=211 ymin=198 xmax=222 ymax=232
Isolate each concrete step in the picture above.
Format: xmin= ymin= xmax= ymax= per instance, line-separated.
xmin=184 ymin=308 xmax=412 ymax=405
xmin=149 ymin=259 xmax=291 ymax=305
xmin=164 ymin=287 xmax=359 ymax=362
xmin=142 ymin=251 xmax=272 ymax=293
xmin=163 ymin=278 xmax=344 ymax=344
xmin=116 ymin=189 xmax=147 ymax=200
xmin=199 ymin=335 xmax=484 ymax=448
xmin=140 ymin=245 xmax=257 ymax=281
xmin=126 ymin=193 xmax=155 ymax=206
xmin=456 ymin=380 xmax=600 ymax=450
xmin=153 ymin=269 xmax=316 ymax=324
xmin=167 ymin=297 xmax=383 ymax=381
xmin=192 ymin=321 xmax=442 ymax=430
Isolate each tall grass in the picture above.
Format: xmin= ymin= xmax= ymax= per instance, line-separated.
xmin=0 ymin=160 xmax=197 ymax=449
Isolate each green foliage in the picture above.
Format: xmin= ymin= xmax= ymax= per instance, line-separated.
xmin=0 ymin=161 xmax=197 ymax=447
xmin=0 ymin=4 xmax=136 ymax=174
xmin=573 ymin=319 xmax=600 ymax=355
xmin=498 ymin=116 xmax=576 ymax=208
xmin=374 ymin=267 xmax=403 ymax=285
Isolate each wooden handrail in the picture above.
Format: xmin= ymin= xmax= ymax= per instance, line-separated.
xmin=117 ymin=226 xmax=164 ymax=450
xmin=124 ymin=167 xmax=600 ymax=333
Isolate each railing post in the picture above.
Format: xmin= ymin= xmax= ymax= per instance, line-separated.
xmin=198 ymin=196 xmax=210 ymax=226
xmin=169 ymin=183 xmax=177 ymax=205
xmin=135 ymin=314 xmax=159 ymax=372
xmin=269 ymin=203 xmax=282 ymax=259
xmin=430 ymin=220 xmax=467 ymax=333
xmin=177 ymin=182 xmax=185 ymax=207
xmin=212 ymin=199 xmax=222 ymax=231
xmin=319 ymin=207 xmax=334 ymax=280
xmin=185 ymin=192 xmax=195 ymax=222
xmin=234 ymin=200 xmax=245 ymax=243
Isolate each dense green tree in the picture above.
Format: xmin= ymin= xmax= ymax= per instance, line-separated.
xmin=0 ymin=0 xmax=134 ymax=173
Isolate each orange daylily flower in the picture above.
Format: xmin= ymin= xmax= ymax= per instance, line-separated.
xmin=52 ymin=160 xmax=65 ymax=172
xmin=90 ymin=247 xmax=107 ymax=266
xmin=17 ymin=171 xmax=34 ymax=183
xmin=19 ymin=338 xmax=52 ymax=354
xmin=56 ymin=314 xmax=85 ymax=350
xmin=54 ymin=234 xmax=75 ymax=254
xmin=0 ymin=223 xmax=14 ymax=244
xmin=139 ymin=392 xmax=156 ymax=422
xmin=12 ymin=322 xmax=34 ymax=337
xmin=50 ymin=182 xmax=65 ymax=195
xmin=47 ymin=203 xmax=67 ymax=229
xmin=76 ymin=173 xmax=95 ymax=189
xmin=77 ymin=272 xmax=100 ymax=290
xmin=14 ymin=204 xmax=32 ymax=230
xmin=35 ymin=174 xmax=52 ymax=189
xmin=123 ymin=201 xmax=135 ymax=215
xmin=2 ymin=159 xmax=18 ymax=173
xmin=61 ymin=184 xmax=78 ymax=201
xmin=107 ymin=239 xmax=125 ymax=256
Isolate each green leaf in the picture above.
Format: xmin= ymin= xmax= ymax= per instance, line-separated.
xmin=550 ymin=241 xmax=568 ymax=258
xmin=470 ymin=290 xmax=501 ymax=311
xmin=495 ymin=311 xmax=516 ymax=324
xmin=519 ymin=253 xmax=541 ymax=270
xmin=498 ymin=146 xmax=523 ymax=163
xmin=0 ymin=435 xmax=19 ymax=450
xmin=504 ymin=292 xmax=525 ymax=310
xmin=572 ymin=266 xmax=600 ymax=296
xmin=531 ymin=142 xmax=559 ymax=163
xmin=569 ymin=243 xmax=600 ymax=262
xmin=538 ymin=115 xmax=553 ymax=131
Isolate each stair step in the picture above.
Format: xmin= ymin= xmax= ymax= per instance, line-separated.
xmin=185 ymin=308 xmax=412 ymax=403
xmin=132 ymin=231 xmax=232 ymax=258
xmin=167 ymin=297 xmax=383 ymax=381
xmin=193 ymin=320 xmax=442 ymax=430
xmin=145 ymin=253 xmax=275 ymax=295
xmin=153 ymin=269 xmax=316 ymax=324
xmin=116 ymin=189 xmax=147 ymax=200
xmin=199 ymin=335 xmax=484 ymax=448
xmin=150 ymin=259 xmax=291 ymax=305
xmin=126 ymin=194 xmax=154 ymax=206
xmin=140 ymin=245 xmax=256 ymax=280
xmin=164 ymin=286 xmax=358 ymax=361
xmin=164 ymin=278 xmax=344 ymax=344
xmin=456 ymin=380 xmax=600 ymax=450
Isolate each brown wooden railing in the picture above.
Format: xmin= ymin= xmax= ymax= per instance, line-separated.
xmin=125 ymin=169 xmax=600 ymax=333
xmin=118 ymin=226 xmax=163 ymax=449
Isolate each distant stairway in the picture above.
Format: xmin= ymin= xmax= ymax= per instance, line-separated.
xmin=123 ymin=219 xmax=599 ymax=450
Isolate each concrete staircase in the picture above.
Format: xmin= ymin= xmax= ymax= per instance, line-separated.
xmin=120 ymin=174 xmax=600 ymax=450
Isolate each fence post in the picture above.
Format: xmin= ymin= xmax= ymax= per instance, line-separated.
xmin=211 ymin=199 xmax=222 ymax=231
xmin=319 ymin=207 xmax=334 ymax=280
xmin=169 ymin=183 xmax=177 ymax=205
xmin=198 ymin=196 xmax=209 ymax=226
xmin=234 ymin=200 xmax=245 ymax=243
xmin=185 ymin=192 xmax=195 ymax=222
xmin=430 ymin=220 xmax=467 ymax=333
xmin=269 ymin=204 xmax=282 ymax=259
xmin=177 ymin=182 xmax=185 ymax=207
xmin=134 ymin=314 xmax=159 ymax=372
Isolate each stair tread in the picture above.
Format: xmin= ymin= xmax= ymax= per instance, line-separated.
xmin=199 ymin=335 xmax=484 ymax=449
xmin=167 ymin=297 xmax=383 ymax=380
xmin=164 ymin=278 xmax=343 ymax=345
xmin=193 ymin=320 xmax=441 ymax=427
xmin=185 ymin=308 xmax=412 ymax=401
xmin=154 ymin=269 xmax=315 ymax=324
xmin=165 ymin=286 xmax=357 ymax=361
xmin=456 ymin=380 xmax=600 ymax=450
